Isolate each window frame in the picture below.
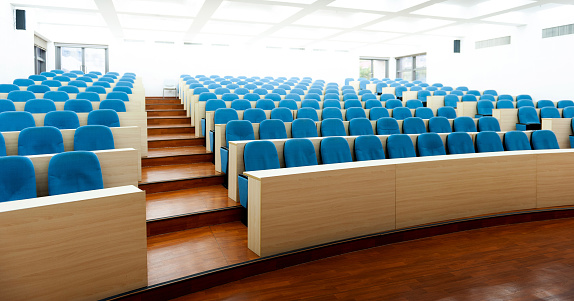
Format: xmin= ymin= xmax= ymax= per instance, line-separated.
xmin=396 ymin=53 xmax=427 ymax=82
xmin=359 ymin=57 xmax=389 ymax=80
xmin=55 ymin=43 xmax=109 ymax=74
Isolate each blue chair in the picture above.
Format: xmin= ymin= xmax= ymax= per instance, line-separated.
xmin=417 ymin=133 xmax=446 ymax=157
xmin=453 ymin=116 xmax=477 ymax=132
xmin=68 ymin=80 xmax=88 ymax=88
xmin=380 ymin=94 xmax=395 ymax=101
xmin=0 ymin=99 xmax=16 ymax=113
xmin=557 ymin=100 xmax=574 ymax=108
xmin=385 ymin=99 xmax=402 ymax=109
xmin=18 ymin=126 xmax=64 ymax=155
xmin=199 ymin=92 xmax=217 ymax=102
xmin=415 ymin=107 xmax=433 ymax=119
xmin=479 ymin=95 xmax=495 ymax=102
xmin=377 ymin=117 xmax=400 ymax=135
xmin=297 ymin=108 xmax=319 ymax=121
xmin=345 ymin=107 xmax=366 ymax=121
xmin=75 ymin=92 xmax=100 ymax=103
xmin=243 ymin=108 xmax=266 ymax=124
xmin=362 ymin=94 xmax=377 ymax=102
xmin=29 ymin=75 xmax=47 ymax=81
xmin=44 ymin=111 xmax=80 ymax=130
xmin=99 ymin=99 xmax=127 ymax=112
xmin=516 ymin=99 xmax=535 ymax=108
xmin=476 ymin=100 xmax=494 ymax=117
xmin=343 ymin=94 xmax=358 ymax=102
xmin=93 ymin=81 xmax=112 ymax=88
xmin=483 ymin=89 xmax=497 ymax=96
xmin=504 ymin=131 xmax=531 ymax=151
xmin=0 ymin=111 xmax=36 ymax=131
xmin=272 ymin=88 xmax=287 ymax=95
xmin=320 ymin=137 xmax=352 ymax=164
xmin=8 ymin=90 xmax=36 ymax=102
xmin=116 ymin=81 xmax=134 ymax=88
xmin=365 ymin=100 xmax=383 ymax=109
xmin=563 ymin=107 xmax=574 ymax=118
xmin=344 ymin=100 xmax=362 ymax=109
xmin=369 ymin=107 xmax=389 ymax=121
xmin=231 ymin=99 xmax=252 ymax=110
xmin=516 ymin=107 xmax=540 ymax=131
xmin=305 ymin=93 xmax=321 ymax=101
xmin=96 ymin=78 xmax=114 ymax=84
xmin=244 ymin=93 xmax=261 ymax=102
xmin=259 ymin=119 xmax=287 ymax=139
xmin=467 ymin=90 xmax=480 ymax=97
xmin=433 ymin=90 xmax=447 ymax=96
xmin=406 ymin=99 xmax=423 ymax=109
xmin=221 ymin=120 xmax=255 ymax=174
xmin=477 ymin=116 xmax=500 ymax=132
xmin=392 ymin=107 xmax=412 ymax=120
xmin=42 ymin=80 xmax=62 ymax=88
xmin=450 ymin=90 xmax=464 ymax=96
xmin=77 ymin=76 xmax=94 ymax=83
xmin=410 ymin=86 xmax=422 ymax=92
xmin=428 ymin=116 xmax=452 ymax=133
xmin=447 ymin=132 xmax=475 ymax=154
xmin=62 ymin=73 xmax=78 ymax=78
xmin=0 ymin=156 xmax=37 ymax=202
xmin=278 ymin=99 xmax=298 ymax=110
xmin=58 ymin=85 xmax=80 ymax=94
xmin=0 ymin=84 xmax=20 ymax=93
xmin=516 ymin=94 xmax=532 ymax=100
xmin=496 ymin=100 xmax=514 ymax=109
xmin=402 ymin=117 xmax=426 ymax=134
xmin=462 ymin=94 xmax=477 ymax=102
xmin=291 ymin=118 xmax=318 ymax=138
xmin=444 ymin=95 xmax=459 ymax=108
xmin=322 ymin=108 xmax=343 ymax=120
xmin=302 ymin=99 xmax=320 ymax=110
xmin=238 ymin=141 xmax=280 ymax=208
xmin=284 ymin=138 xmax=318 ymax=168
xmin=536 ymin=100 xmax=555 ymax=108
xmin=24 ymin=99 xmax=56 ymax=113
xmin=324 ymin=94 xmax=340 ymax=101
xmin=497 ymin=94 xmax=513 ymax=101
xmin=234 ymin=88 xmax=249 ymax=95
xmin=349 ymin=118 xmax=374 ymax=136
xmin=270 ymin=107 xmax=293 ymax=122
xmin=354 ymin=135 xmax=385 ymax=161
xmin=13 ymin=79 xmax=35 ymax=87
xmin=26 ymin=84 xmax=51 ymax=93
xmin=43 ymin=91 xmax=69 ymax=102
xmin=86 ymin=86 xmax=107 ymax=94
xmin=255 ymin=99 xmax=276 ymax=110
xmin=387 ymin=134 xmax=416 ymax=159
xmin=210 ymin=108 xmax=239 ymax=152
xmin=417 ymin=91 xmax=431 ymax=102
xmin=106 ymin=92 xmax=129 ymax=102
xmin=265 ymin=93 xmax=281 ymax=102
xmin=321 ymin=118 xmax=346 ymax=137
xmin=531 ymin=130 xmax=559 ymax=150
xmin=476 ymin=131 xmax=504 ymax=153
xmin=48 ymin=151 xmax=104 ymax=195
xmin=222 ymin=93 xmax=239 ymax=102
xmin=540 ymin=107 xmax=560 ymax=118
xmin=87 ymin=109 xmax=120 ymax=127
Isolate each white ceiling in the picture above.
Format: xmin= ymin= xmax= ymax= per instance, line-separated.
xmin=10 ymin=0 xmax=574 ymax=51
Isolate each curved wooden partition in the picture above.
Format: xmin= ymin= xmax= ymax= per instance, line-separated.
xmin=246 ymin=149 xmax=574 ymax=257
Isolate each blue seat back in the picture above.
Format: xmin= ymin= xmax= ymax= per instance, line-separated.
xmin=453 ymin=116 xmax=477 ymax=132
xmin=106 ymin=92 xmax=129 ymax=101
xmin=284 ymin=138 xmax=318 ymax=168
xmin=13 ymin=79 xmax=35 ymax=87
xmin=74 ymin=125 xmax=115 ymax=151
xmin=244 ymin=93 xmax=261 ymax=101
xmin=265 ymin=93 xmax=281 ymax=102
xmin=402 ymin=117 xmax=426 ymax=134
xmin=58 ymin=85 xmax=80 ymax=93
xmin=222 ymin=93 xmax=239 ymax=102
xmin=428 ymin=116 xmax=452 ymax=133
xmin=278 ymin=99 xmax=298 ymax=110
xmin=377 ymin=117 xmax=400 ymax=135
xmin=18 ymin=126 xmax=65 ymax=155
xmin=86 ymin=86 xmax=107 ymax=94
xmin=369 ymin=107 xmax=389 ymax=120
xmin=443 ymin=95 xmax=459 ymax=108
xmin=415 ymin=107 xmax=433 ymax=119
xmin=531 ymin=130 xmax=559 ymax=150
xmin=417 ymin=133 xmax=446 ymax=156
xmin=244 ymin=140 xmax=280 ymax=172
xmin=0 ymin=99 xmax=16 ymax=113
xmin=320 ymin=137 xmax=352 ymax=164
xmin=563 ymin=107 xmax=574 ymax=118
xmin=322 ymin=107 xmax=343 ymax=120
xmin=349 ymin=118 xmax=374 ymax=136
xmin=516 ymin=99 xmax=534 ymax=108
xmin=302 ymin=99 xmax=320 ymax=109
xmin=205 ymin=99 xmax=226 ymax=112
xmin=243 ymin=108 xmax=267 ymax=124
xmin=518 ymin=107 xmax=539 ymax=124
xmin=7 ymin=90 xmax=36 ymax=102
xmin=476 ymin=131 xmax=504 ymax=153
xmin=0 ymin=111 xmax=36 ymax=131
xmin=297 ymin=108 xmax=318 ymax=121
xmin=24 ymin=98 xmax=56 ymax=113
xmin=44 ymin=111 xmax=80 ymax=130
xmin=259 ymin=119 xmax=287 ymax=139
xmin=42 ymin=80 xmax=62 ymax=87
xmin=447 ymin=132 xmax=475 ymax=154
xmin=387 ymin=134 xmax=416 ymax=159
xmin=462 ymin=94 xmax=477 ymax=102
xmin=225 ymin=120 xmax=254 ymax=147
xmin=536 ymin=100 xmax=555 ymax=108
xmin=540 ymin=107 xmax=560 ymax=118
xmin=365 ymin=99 xmax=382 ymax=109
xmin=392 ymin=107 xmax=412 ymax=120
xmin=43 ymin=91 xmax=69 ymax=102
xmin=87 ymin=109 xmax=120 ymax=127
xmin=385 ymin=99 xmax=402 ymax=109
xmin=321 ymin=118 xmax=346 ymax=137
xmin=478 ymin=116 xmax=500 ymax=132
xmin=48 ymin=151 xmax=104 ymax=195
xmin=504 ymin=131 xmax=531 ymax=151
xmin=199 ymin=92 xmax=217 ymax=102
xmin=406 ymin=99 xmax=423 ymax=109
xmin=231 ymin=99 xmax=251 ymax=110
xmin=0 ymin=156 xmax=36 ymax=202
xmin=354 ymin=135 xmax=385 ymax=161
xmin=291 ymin=118 xmax=318 ymax=138
xmin=557 ymin=100 xmax=574 ymax=108
xmin=0 ymin=84 xmax=20 ymax=93
xmin=99 ymin=99 xmax=127 ymax=112
xmin=477 ymin=100 xmax=494 ymax=115
xmin=496 ymin=100 xmax=514 ymax=109
xmin=270 ymin=107 xmax=293 ymax=122
xmin=346 ymin=107 xmax=366 ymax=121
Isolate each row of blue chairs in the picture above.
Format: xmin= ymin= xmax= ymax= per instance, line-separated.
xmin=0 ymin=83 xmax=134 ymax=94
xmin=0 ymin=109 xmax=121 ymax=132
xmin=0 ymin=151 xmax=104 ymax=202
xmin=0 ymin=125 xmax=115 ymax=156
xmin=0 ymin=98 xmax=126 ymax=114
xmin=2 ymin=90 xmax=130 ymax=102
xmin=236 ymin=130 xmax=560 ymax=207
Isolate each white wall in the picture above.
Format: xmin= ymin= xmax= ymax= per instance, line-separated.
xmin=0 ymin=2 xmax=34 ymax=84
xmin=427 ymin=6 xmax=574 ymax=101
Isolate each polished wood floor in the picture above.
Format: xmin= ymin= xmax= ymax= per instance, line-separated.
xmin=141 ymin=163 xmax=222 ymax=183
xmin=174 ymin=218 xmax=574 ymax=301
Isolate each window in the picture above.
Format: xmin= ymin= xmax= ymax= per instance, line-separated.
xmin=55 ymin=44 xmax=108 ymax=74
xmin=34 ymin=46 xmax=46 ymax=75
xmin=359 ymin=57 xmax=389 ymax=80
xmin=396 ymin=53 xmax=426 ymax=82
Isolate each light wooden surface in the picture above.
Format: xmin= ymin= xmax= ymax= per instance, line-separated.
xmin=493 ymin=109 xmax=519 ymax=132
xmin=0 ymin=185 xmax=146 ymax=301
xmin=457 ymin=101 xmax=478 ymax=118
xmin=541 ymin=118 xmax=572 ymax=149
xmin=246 ymin=149 xmax=574 ymax=256
xmin=27 ymin=148 xmax=139 ymax=197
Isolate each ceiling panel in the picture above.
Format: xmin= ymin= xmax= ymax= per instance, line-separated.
xmin=112 ymin=0 xmax=205 ymax=17
xmin=255 ymin=37 xmax=314 ymax=48
xmin=10 ymin=0 xmax=98 ymax=10
xmin=123 ymin=29 xmax=185 ymax=41
xmin=293 ymin=9 xmax=383 ymax=28
xmin=327 ymin=0 xmax=433 ymax=13
xmin=212 ymin=1 xmax=302 ymax=23
xmin=35 ymin=9 xmax=106 ymax=26
xmin=330 ymin=30 xmax=403 ymax=43
xmin=365 ymin=17 xmax=455 ymax=33
xmin=202 ymin=20 xmax=273 ymax=35
xmin=118 ymin=14 xmax=193 ymax=31
xmin=270 ymin=26 xmax=343 ymax=39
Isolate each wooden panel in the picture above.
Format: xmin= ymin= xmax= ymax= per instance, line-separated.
xmin=426 ymin=96 xmax=445 ymax=114
xmin=0 ymin=185 xmax=147 ymax=301
xmin=457 ymin=101 xmax=478 ymax=118
xmin=493 ymin=109 xmax=518 ymax=132
xmin=402 ymin=91 xmax=418 ymax=101
xmin=395 ymin=154 xmax=537 ymax=228
xmin=541 ymin=118 xmax=572 ymax=149
xmin=537 ymin=150 xmax=574 ymax=207
xmin=28 ymin=148 xmax=139 ymax=197
xmin=248 ymin=163 xmax=396 ymax=257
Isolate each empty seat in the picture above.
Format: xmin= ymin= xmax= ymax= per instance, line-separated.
xmin=278 ymin=99 xmax=298 ymax=110
xmin=531 ymin=130 xmax=559 ymax=150
xmin=62 ymin=99 xmax=92 ymax=113
xmin=344 ymin=100 xmax=362 ymax=109
xmin=87 ymin=109 xmax=120 ymax=127
xmin=112 ymin=86 xmax=133 ymax=95
xmin=444 ymin=95 xmax=459 ymax=108
xmin=270 ymin=107 xmax=293 ymax=122
xmin=29 ymin=75 xmax=47 ymax=81
xmin=58 ymin=85 xmax=80 ymax=94
xmin=516 ymin=94 xmax=532 ymax=100
xmin=302 ymin=99 xmax=320 ymax=110
xmin=24 ymin=98 xmax=56 ymax=114
xmin=563 ymin=107 xmax=574 ymax=118
xmin=385 ymin=99 xmax=402 ymax=109
xmin=7 ymin=90 xmax=35 ymax=102
xmin=44 ymin=111 xmax=80 ymax=130
xmin=86 ymin=86 xmax=107 ymax=94
xmin=221 ymin=120 xmax=255 ymax=174
xmin=504 ymin=131 xmax=531 ymax=151
xmin=256 ymin=99 xmax=276 ymax=110
xmin=537 ymin=100 xmax=555 ymax=108
xmin=365 ymin=99 xmax=382 ymax=109
xmin=392 ymin=107 xmax=412 ymax=120
xmin=516 ymin=107 xmax=540 ymax=131
xmin=417 ymin=91 xmax=431 ymax=102
xmin=42 ymin=80 xmax=62 ymax=88
xmin=106 ymin=92 xmax=129 ymax=102
xmin=76 ymin=92 xmax=101 ymax=103
xmin=0 ymin=111 xmax=36 ymax=131
xmin=477 ymin=116 xmax=500 ymax=132
xmin=415 ymin=107 xmax=434 ymax=119
xmin=264 ymin=93 xmax=281 ymax=102
xmin=43 ymin=91 xmax=69 ymax=102
xmin=380 ymin=93 xmax=395 ymax=101
xmin=297 ymin=108 xmax=319 ymax=121
xmin=68 ymin=80 xmax=88 ymax=88
xmin=322 ymin=108 xmax=343 ymax=120
xmin=244 ymin=93 xmax=261 ymax=101
xmin=18 ymin=126 xmax=65 ymax=155
xmin=321 ymin=118 xmax=347 ymax=137
xmin=516 ymin=99 xmax=535 ymax=108
xmin=259 ymin=119 xmax=287 ymax=139
xmin=540 ymin=107 xmax=561 ymax=118
xmin=377 ymin=117 xmax=400 ymax=135
xmin=498 ymin=94 xmax=513 ymax=101
xmin=231 ymin=99 xmax=252 ymax=110
xmin=428 ymin=116 xmax=452 ymax=133
xmin=354 ymin=135 xmax=385 ymax=161
xmin=483 ymin=89 xmax=497 ymax=96
xmin=237 ymin=140 xmax=280 ymax=208
xmin=284 ymin=138 xmax=318 ymax=168
xmin=402 ymin=117 xmax=426 ymax=134
xmin=362 ymin=94 xmax=377 ymax=102
xmin=557 ymin=100 xmax=574 ymax=108
xmin=480 ymin=95 xmax=495 ymax=102
xmin=453 ymin=116 xmax=477 ymax=132
xmin=13 ymin=79 xmax=35 ymax=87
xmin=222 ymin=93 xmax=240 ymax=102
xmin=48 ymin=151 xmax=104 ymax=196
xmin=99 ymin=99 xmax=127 ymax=112
xmin=387 ymin=134 xmax=416 ymax=159
xmin=27 ymin=84 xmax=51 ymax=93
xmin=346 ymin=107 xmax=367 ymax=121
xmin=406 ymin=99 xmax=423 ymax=109
xmin=496 ymin=100 xmax=514 ymax=109
xmin=369 ymin=107 xmax=389 ymax=120
xmin=417 ymin=133 xmax=446 ymax=157
xmin=467 ymin=90 xmax=481 ymax=97
xmin=476 ymin=131 xmax=504 ymax=153
xmin=462 ymin=94 xmax=477 ymax=102
xmin=349 ymin=118 xmax=374 ymax=136
xmin=476 ymin=100 xmax=494 ymax=116
xmin=447 ymin=132 xmax=475 ymax=154
xmin=305 ymin=93 xmax=321 ymax=101
xmin=0 ymin=156 xmax=36 ymax=202
xmin=0 ymin=99 xmax=16 ymax=113
xmin=320 ymin=137 xmax=352 ymax=164
xmin=291 ymin=118 xmax=318 ymax=138
xmin=243 ymin=108 xmax=266 ymax=124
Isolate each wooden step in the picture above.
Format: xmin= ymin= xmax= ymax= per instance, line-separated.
xmin=148 ymin=125 xmax=195 ymax=135
xmin=147 ymin=110 xmax=187 ymax=117
xmin=147 ymin=205 xmax=242 ymax=236
xmin=138 ymin=163 xmax=223 ymax=193
xmin=146 ymin=104 xmax=184 ymax=110
xmin=147 ymin=116 xmax=191 ymax=126
xmin=143 ymin=147 xmax=212 ymax=166
xmin=146 ymin=97 xmax=181 ymax=104
xmin=148 ymin=137 xmax=205 ymax=148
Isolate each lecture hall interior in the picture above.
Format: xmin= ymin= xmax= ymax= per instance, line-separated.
xmin=2 ymin=0 xmax=574 ymax=300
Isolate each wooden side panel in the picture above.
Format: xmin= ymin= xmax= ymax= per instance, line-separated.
xmin=537 ymin=152 xmax=574 ymax=207
xmin=493 ymin=109 xmax=518 ymax=132
xmin=0 ymin=186 xmax=147 ymax=301
xmin=541 ymin=118 xmax=572 ymax=149
xmin=396 ymin=155 xmax=537 ymax=228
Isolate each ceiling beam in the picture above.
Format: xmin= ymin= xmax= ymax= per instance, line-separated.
xmin=184 ymin=0 xmax=224 ymax=41
xmin=94 ymin=0 xmax=124 ymax=39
